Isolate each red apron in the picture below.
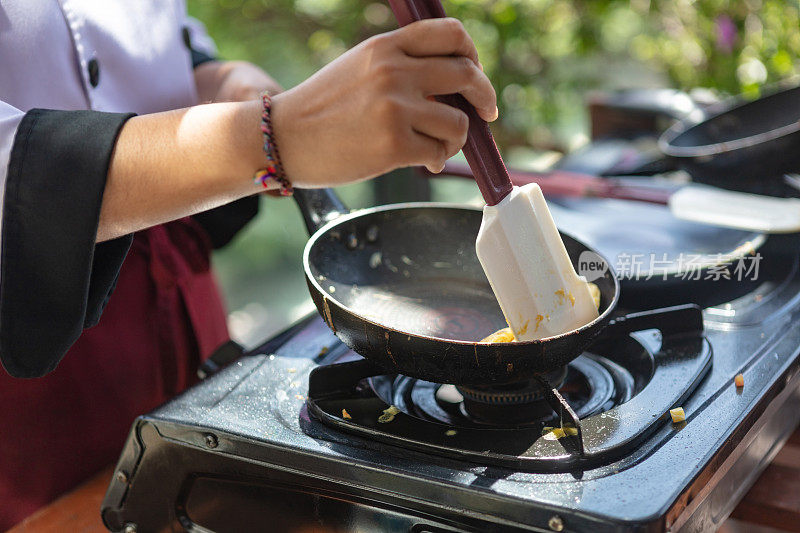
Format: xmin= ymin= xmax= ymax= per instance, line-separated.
xmin=0 ymin=219 xmax=229 ymax=529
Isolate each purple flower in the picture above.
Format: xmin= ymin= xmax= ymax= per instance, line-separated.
xmin=716 ymin=15 xmax=737 ymax=54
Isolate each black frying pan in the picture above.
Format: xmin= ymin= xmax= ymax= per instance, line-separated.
xmin=294 ymin=188 xmax=703 ymax=386
xmin=659 ymin=84 xmax=800 ymax=196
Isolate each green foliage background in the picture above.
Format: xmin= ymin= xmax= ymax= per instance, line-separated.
xmin=187 ymin=0 xmax=800 ymax=343
xmin=190 ymin=0 xmax=800 ymax=150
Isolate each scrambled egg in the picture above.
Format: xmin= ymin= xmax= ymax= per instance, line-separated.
xmin=378 ymin=405 xmax=400 ymax=423
xmin=480 ymin=327 xmax=517 ymax=343
xmin=587 ymin=282 xmax=600 ymax=310
xmin=541 ymin=425 xmax=579 ymax=440
xmin=480 ymin=282 xmax=601 ymax=343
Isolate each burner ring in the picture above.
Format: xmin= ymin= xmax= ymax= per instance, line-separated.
xmin=457 ymin=365 xmax=568 ymax=405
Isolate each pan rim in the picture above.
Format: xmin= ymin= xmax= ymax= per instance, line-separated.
xmin=658 ymin=85 xmax=800 ymax=158
xmin=302 ymin=201 xmax=619 ymax=347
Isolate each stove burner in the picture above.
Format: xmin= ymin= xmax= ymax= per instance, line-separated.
xmin=304 ymin=306 xmax=712 ymax=472
xmin=385 ymin=354 xmax=634 ymax=427
xmin=456 ymin=365 xmax=569 ymax=406
xmin=454 ymin=366 xmax=567 ymax=420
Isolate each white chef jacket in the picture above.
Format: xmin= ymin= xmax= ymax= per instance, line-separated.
xmin=0 ymin=0 xmax=216 ymax=188
xmin=0 ymin=0 xmax=239 ymax=377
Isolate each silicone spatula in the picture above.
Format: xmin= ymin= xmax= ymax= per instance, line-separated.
xmin=389 ymin=0 xmax=599 ymax=340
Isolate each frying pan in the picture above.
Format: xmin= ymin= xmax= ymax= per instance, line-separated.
xmin=659 ymin=84 xmax=800 ymax=197
xmin=294 ymin=188 xmax=703 ymax=386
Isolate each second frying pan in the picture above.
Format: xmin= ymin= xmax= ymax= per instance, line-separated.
xmin=660 ymin=84 xmax=800 ymax=196
xmin=295 ymin=188 xmax=703 ymax=386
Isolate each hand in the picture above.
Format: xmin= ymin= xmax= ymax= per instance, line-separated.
xmin=194 ymin=60 xmax=283 ymax=103
xmin=270 ymin=18 xmax=498 ymax=187
xmin=97 ymin=20 xmax=495 ymax=241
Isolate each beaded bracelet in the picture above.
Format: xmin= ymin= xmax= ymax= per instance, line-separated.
xmin=254 ymin=91 xmax=293 ymax=196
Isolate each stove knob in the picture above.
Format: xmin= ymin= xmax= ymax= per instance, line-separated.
xmin=548 ymin=515 xmax=565 ymax=532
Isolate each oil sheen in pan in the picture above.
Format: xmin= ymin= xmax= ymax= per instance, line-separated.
xmin=333 ymin=278 xmax=505 ymax=342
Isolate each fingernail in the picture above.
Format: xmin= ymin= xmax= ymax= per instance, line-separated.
xmin=478 ymin=62 xmax=484 ymax=72
xmin=490 ymin=106 xmax=499 ymax=122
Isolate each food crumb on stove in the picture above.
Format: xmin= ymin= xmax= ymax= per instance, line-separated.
xmin=541 ymin=426 xmax=578 ymax=440
xmin=342 ymin=409 xmax=352 ymax=419
xmin=542 ymin=427 xmax=564 ymax=440
xmin=378 ymin=405 xmax=400 ymax=423
xmin=670 ymin=407 xmax=686 ymax=424
xmin=287 ymin=368 xmax=296 ymax=373
xmin=445 ymin=429 xmax=457 ymax=437
xmin=295 ymin=394 xmax=305 ymax=400
xmin=735 ymin=374 xmax=744 ymax=388
xmin=318 ymin=346 xmax=329 ymax=356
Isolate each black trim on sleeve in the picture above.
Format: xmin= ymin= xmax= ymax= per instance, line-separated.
xmin=182 ymin=25 xmax=217 ymax=69
xmin=0 ymin=109 xmax=135 ymax=378
xmin=191 ymin=48 xmax=216 ymax=69
xmin=192 ymin=196 xmax=259 ymax=249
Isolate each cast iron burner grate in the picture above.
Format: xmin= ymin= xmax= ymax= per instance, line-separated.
xmin=379 ymin=353 xmax=638 ymax=428
xmin=305 ymin=307 xmax=712 ymax=473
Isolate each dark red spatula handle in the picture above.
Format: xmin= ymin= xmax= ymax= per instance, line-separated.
xmin=388 ymin=0 xmax=513 ymax=206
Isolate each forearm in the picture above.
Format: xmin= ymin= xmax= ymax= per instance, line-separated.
xmin=194 ymin=60 xmax=283 ymax=103
xmin=194 ymin=60 xmax=226 ymax=103
xmin=97 ymin=19 xmax=497 ymax=243
xmin=97 ymin=100 xmax=265 ymax=242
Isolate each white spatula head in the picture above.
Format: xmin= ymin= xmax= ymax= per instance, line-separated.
xmin=668 ymin=185 xmax=800 ymax=233
xmin=476 ymin=184 xmax=599 ymax=341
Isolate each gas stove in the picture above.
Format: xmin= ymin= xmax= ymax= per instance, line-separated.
xmin=102 ymin=235 xmax=800 ymax=533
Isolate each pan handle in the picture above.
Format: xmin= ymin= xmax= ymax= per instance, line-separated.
xmin=604 ymin=303 xmax=704 ymax=338
xmin=293 ymin=188 xmax=349 ymax=235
